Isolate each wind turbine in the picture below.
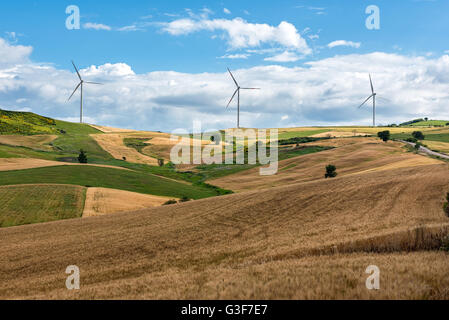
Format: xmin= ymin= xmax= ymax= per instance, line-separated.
xmin=358 ymin=74 xmax=377 ymax=127
xmin=226 ymin=68 xmax=260 ymax=129
xmin=68 ymin=61 xmax=102 ymax=124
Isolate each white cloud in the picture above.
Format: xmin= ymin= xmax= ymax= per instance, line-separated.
xmin=161 ymin=18 xmax=311 ymax=54
xmin=83 ymin=23 xmax=112 ymax=31
xmin=219 ymin=54 xmax=249 ymax=59
xmin=2 ymin=37 xmax=449 ymax=130
xmin=224 ymin=8 xmax=231 ymax=15
xmin=328 ymin=40 xmax=361 ymax=49
xmin=0 ymin=38 xmax=32 ymax=67
xmin=264 ymin=51 xmax=302 ymax=62
xmin=82 ymin=63 xmax=135 ymax=77
xmin=118 ymin=25 xmax=141 ymax=32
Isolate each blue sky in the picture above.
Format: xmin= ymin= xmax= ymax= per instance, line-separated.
xmin=0 ymin=0 xmax=449 ymax=130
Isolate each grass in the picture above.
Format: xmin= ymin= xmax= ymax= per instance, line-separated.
xmin=0 ymin=110 xmax=57 ymax=135
xmin=277 ymin=129 xmax=329 ymax=140
xmin=123 ymin=137 xmax=151 ymax=153
xmin=0 ymin=165 xmax=226 ymax=199
xmin=405 ymin=120 xmax=449 ymax=127
xmin=0 ymin=185 xmax=86 ymax=228
xmin=195 ymin=145 xmax=332 ymax=181
xmin=50 ymin=120 xmax=112 ymax=161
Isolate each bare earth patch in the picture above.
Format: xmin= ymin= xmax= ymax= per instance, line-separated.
xmin=83 ymin=188 xmax=175 ymax=218
xmin=88 ymin=125 xmax=137 ymax=133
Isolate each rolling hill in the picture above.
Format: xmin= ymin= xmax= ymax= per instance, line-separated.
xmin=1 ymin=110 xmax=449 ymax=299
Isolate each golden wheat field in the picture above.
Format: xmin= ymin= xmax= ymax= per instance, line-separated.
xmin=0 ymin=134 xmax=57 ymax=151
xmin=83 ymin=188 xmax=175 ymax=218
xmin=211 ymin=137 xmax=441 ymax=192
xmin=0 ymin=157 xmax=448 ymax=299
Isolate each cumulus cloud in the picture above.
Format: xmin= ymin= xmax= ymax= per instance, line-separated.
xmin=161 ymin=18 xmax=311 ymax=54
xmin=1 ymin=38 xmax=449 ymax=130
xmin=0 ymin=38 xmax=32 ymax=66
xmin=83 ymin=23 xmax=112 ymax=31
xmin=328 ymin=40 xmax=361 ymax=49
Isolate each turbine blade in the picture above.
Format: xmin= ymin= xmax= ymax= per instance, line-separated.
xmin=369 ymin=74 xmax=374 ymax=94
xmin=227 ymin=68 xmax=239 ymax=87
xmin=358 ymin=95 xmax=373 ymax=108
xmin=240 ymin=88 xmax=260 ymax=90
xmin=68 ymin=82 xmax=82 ymax=101
xmin=85 ymin=81 xmax=103 ymax=85
xmin=226 ymin=89 xmax=239 ymax=109
xmin=72 ymin=61 xmax=82 ymax=81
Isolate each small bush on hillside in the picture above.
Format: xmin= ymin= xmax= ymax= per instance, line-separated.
xmin=377 ymin=130 xmax=390 ymax=142
xmin=179 ymin=196 xmax=191 ymax=203
xmin=405 ymin=137 xmax=418 ymax=143
xmin=412 ymin=131 xmax=425 ymax=140
xmin=414 ymin=142 xmax=421 ymax=151
xmin=325 ymin=164 xmax=337 ymax=179
xmin=440 ymin=235 xmax=449 ymax=252
xmin=443 ymin=193 xmax=449 ymax=218
xmin=158 ymin=159 xmax=165 ymax=167
xmin=78 ymin=149 xmax=88 ymax=164
xmin=163 ymin=199 xmax=178 ymax=205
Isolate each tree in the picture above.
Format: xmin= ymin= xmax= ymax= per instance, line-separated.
xmin=325 ymin=164 xmax=337 ymax=178
xmin=424 ymin=117 xmax=428 ymax=121
xmin=377 ymin=130 xmax=390 ymax=142
xmin=78 ymin=149 xmax=88 ymax=164
xmin=412 ymin=131 xmax=425 ymax=140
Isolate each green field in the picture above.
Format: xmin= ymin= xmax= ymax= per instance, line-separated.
xmin=0 ymin=110 xmax=57 ymax=135
xmin=277 ymin=129 xmax=329 ymax=140
xmin=0 ymin=165 xmax=227 ymax=199
xmin=405 ymin=120 xmax=449 ymax=127
xmin=0 ymin=185 xmax=86 ymax=228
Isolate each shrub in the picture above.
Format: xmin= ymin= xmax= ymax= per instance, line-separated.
xmin=179 ymin=196 xmax=191 ymax=203
xmin=163 ymin=199 xmax=178 ymax=206
xmin=405 ymin=137 xmax=418 ymax=143
xmin=443 ymin=193 xmax=449 ymax=218
xmin=440 ymin=235 xmax=449 ymax=252
xmin=377 ymin=130 xmax=390 ymax=142
xmin=414 ymin=142 xmax=421 ymax=151
xmin=325 ymin=164 xmax=337 ymax=179
xmin=78 ymin=149 xmax=88 ymax=164
xmin=158 ymin=159 xmax=165 ymax=167
xmin=412 ymin=131 xmax=425 ymax=140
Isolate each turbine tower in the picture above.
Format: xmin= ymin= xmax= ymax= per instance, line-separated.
xmin=226 ymin=68 xmax=260 ymax=128
xmin=68 ymin=61 xmax=102 ymax=124
xmin=358 ymin=74 xmax=377 ymax=127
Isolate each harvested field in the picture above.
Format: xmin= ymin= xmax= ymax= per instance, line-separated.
xmin=0 ymin=158 xmax=129 ymax=172
xmin=0 ymin=134 xmax=57 ymax=151
xmin=88 ymin=125 xmax=137 ymax=133
xmin=310 ymin=131 xmax=370 ymax=138
xmin=90 ymin=133 xmax=159 ymax=165
xmin=211 ymin=138 xmax=441 ymax=192
xmin=83 ymin=188 xmax=175 ymax=218
xmin=0 ymin=163 xmax=448 ymax=299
